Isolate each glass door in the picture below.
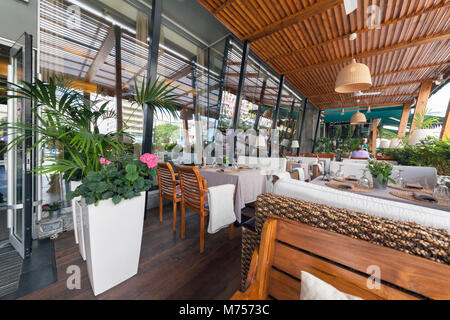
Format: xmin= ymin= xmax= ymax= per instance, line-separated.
xmin=7 ymin=33 xmax=34 ymax=258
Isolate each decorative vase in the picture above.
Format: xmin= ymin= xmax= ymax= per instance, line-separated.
xmin=372 ymin=178 xmax=387 ymax=190
xmin=82 ymin=192 xmax=146 ymax=295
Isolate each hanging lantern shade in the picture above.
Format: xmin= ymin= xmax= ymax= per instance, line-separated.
xmin=335 ymin=59 xmax=372 ymax=93
xmin=180 ymin=107 xmax=193 ymax=120
xmin=350 ymin=110 xmax=367 ymax=124
xmin=262 ymin=109 xmax=272 ymax=119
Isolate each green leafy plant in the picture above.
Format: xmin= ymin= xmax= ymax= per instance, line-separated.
xmin=413 ymin=110 xmax=439 ymax=129
xmin=367 ymin=159 xmax=396 ymax=185
xmin=42 ymin=202 xmax=62 ymax=212
xmin=67 ymin=154 xmax=157 ymax=205
xmin=382 ymin=137 xmax=450 ymax=175
xmin=0 ymin=77 xmax=126 ymax=181
xmin=132 ymin=77 xmax=178 ymax=119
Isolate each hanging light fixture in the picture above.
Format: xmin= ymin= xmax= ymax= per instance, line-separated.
xmin=367 ymin=106 xmax=371 ymax=113
xmin=341 ymin=108 xmax=345 ymax=115
xmin=180 ymin=107 xmax=193 ymax=120
xmin=335 ymin=34 xmax=372 ymax=93
xmin=350 ymin=99 xmax=367 ymax=124
xmin=262 ymin=109 xmax=272 ymax=119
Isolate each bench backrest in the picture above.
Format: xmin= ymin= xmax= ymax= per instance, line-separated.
xmin=254 ymin=216 xmax=450 ymax=300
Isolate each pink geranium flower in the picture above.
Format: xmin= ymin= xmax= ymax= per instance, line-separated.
xmin=100 ymin=157 xmax=111 ymax=165
xmin=140 ymin=153 xmax=158 ymax=169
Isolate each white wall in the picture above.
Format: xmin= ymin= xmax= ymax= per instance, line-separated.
xmin=0 ymin=0 xmax=38 ymax=43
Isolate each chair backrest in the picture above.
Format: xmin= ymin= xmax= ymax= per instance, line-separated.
xmin=301 ymin=153 xmax=335 ymax=161
xmin=157 ymin=162 xmax=177 ymax=198
xmin=254 ymin=216 xmax=450 ymax=300
xmin=175 ymin=165 xmax=206 ymax=212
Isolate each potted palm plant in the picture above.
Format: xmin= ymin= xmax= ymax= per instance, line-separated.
xmin=2 ymin=76 xmax=178 ymax=295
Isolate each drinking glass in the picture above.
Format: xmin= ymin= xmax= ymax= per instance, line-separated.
xmin=211 ymin=157 xmax=217 ymax=168
xmin=434 ymin=176 xmax=450 ymax=200
xmin=335 ymin=164 xmax=345 ymax=179
xmin=358 ymin=169 xmax=370 ymax=189
xmin=395 ymin=169 xmax=405 ymax=188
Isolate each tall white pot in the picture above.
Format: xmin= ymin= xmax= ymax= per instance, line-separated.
xmin=82 ymin=192 xmax=145 ymax=296
xmin=408 ymin=129 xmax=437 ymax=145
xmin=70 ymin=181 xmax=81 ymax=242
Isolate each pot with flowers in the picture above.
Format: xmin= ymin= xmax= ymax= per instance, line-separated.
xmin=366 ymin=159 xmax=396 ymax=190
xmin=67 ymin=153 xmax=158 ymax=295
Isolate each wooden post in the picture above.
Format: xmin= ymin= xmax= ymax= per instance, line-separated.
xmin=397 ymin=103 xmax=411 ymax=138
xmin=440 ymin=100 xmax=450 ymax=140
xmin=371 ymin=119 xmax=379 ymax=158
xmin=410 ymin=81 xmax=433 ymax=132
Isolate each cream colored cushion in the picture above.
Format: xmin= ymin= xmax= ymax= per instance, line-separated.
xmin=300 ymin=271 xmax=362 ymax=300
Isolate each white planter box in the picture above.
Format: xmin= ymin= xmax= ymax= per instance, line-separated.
xmin=70 ymin=181 xmax=81 ymax=244
xmin=82 ymin=192 xmax=146 ymax=295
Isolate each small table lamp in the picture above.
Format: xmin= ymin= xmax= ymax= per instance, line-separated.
xmin=291 ymin=140 xmax=299 ymax=154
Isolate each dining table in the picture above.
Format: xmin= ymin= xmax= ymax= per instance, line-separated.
xmin=199 ymin=167 xmax=269 ymax=222
xmin=311 ymin=176 xmax=450 ymax=212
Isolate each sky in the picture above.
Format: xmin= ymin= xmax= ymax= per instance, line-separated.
xmin=426 ymin=82 xmax=450 ymax=117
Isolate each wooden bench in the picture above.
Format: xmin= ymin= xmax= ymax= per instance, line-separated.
xmin=232 ymin=215 xmax=450 ymax=300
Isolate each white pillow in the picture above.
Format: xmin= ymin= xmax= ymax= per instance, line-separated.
xmin=300 ymin=271 xmax=363 ymax=300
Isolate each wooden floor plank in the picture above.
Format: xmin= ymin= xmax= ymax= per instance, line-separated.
xmin=20 ymin=205 xmax=242 ymax=300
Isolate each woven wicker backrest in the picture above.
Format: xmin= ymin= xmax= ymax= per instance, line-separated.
xmin=157 ymin=162 xmax=177 ymax=198
xmin=255 ymin=193 xmax=449 ymax=265
xmin=175 ymin=165 xmax=205 ymax=212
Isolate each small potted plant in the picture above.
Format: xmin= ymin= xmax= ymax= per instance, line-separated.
xmin=67 ymin=153 xmax=158 ymax=295
xmin=366 ymin=159 xmax=396 ymax=189
xmin=42 ymin=202 xmax=62 ymax=219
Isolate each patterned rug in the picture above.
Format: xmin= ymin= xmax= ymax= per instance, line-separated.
xmin=0 ymin=244 xmax=23 ymax=298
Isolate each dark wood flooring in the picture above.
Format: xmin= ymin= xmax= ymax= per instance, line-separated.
xmin=21 ymin=205 xmax=242 ymax=300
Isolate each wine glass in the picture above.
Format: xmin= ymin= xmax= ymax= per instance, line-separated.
xmin=335 ymin=164 xmax=345 ymax=180
xmin=211 ymin=157 xmax=217 ymax=168
xmin=358 ymin=169 xmax=370 ymax=189
xmin=433 ymin=176 xmax=450 ymax=200
xmin=395 ymin=169 xmax=405 ymax=188
xmin=232 ymin=159 xmax=238 ymax=171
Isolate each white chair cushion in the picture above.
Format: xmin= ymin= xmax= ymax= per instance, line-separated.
xmin=273 ymin=179 xmax=450 ymax=230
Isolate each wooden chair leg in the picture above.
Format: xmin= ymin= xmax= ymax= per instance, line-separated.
xmin=200 ymin=215 xmax=205 ymax=253
xmin=158 ymin=194 xmax=163 ymax=223
xmin=229 ymin=223 xmax=234 ymax=240
xmin=172 ymin=201 xmax=177 ymax=232
xmin=181 ymin=202 xmax=185 ymax=239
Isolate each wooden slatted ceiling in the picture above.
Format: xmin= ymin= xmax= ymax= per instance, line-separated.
xmin=198 ymin=0 xmax=450 ymax=110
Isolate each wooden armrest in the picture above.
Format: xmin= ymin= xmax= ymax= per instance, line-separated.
xmin=230 ymin=282 xmax=260 ymax=300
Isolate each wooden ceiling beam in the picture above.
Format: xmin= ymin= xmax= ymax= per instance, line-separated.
xmin=85 ymin=27 xmax=115 ymax=82
xmin=292 ymin=62 xmax=449 ymax=90
xmin=410 ymin=80 xmax=433 ymax=132
xmin=320 ymin=101 xmax=411 ymax=111
xmin=284 ymin=32 xmax=450 ymax=75
xmin=308 ymin=80 xmax=424 ymax=98
xmin=213 ymin=0 xmax=238 ymax=15
xmin=266 ymin=2 xmax=450 ymax=63
xmin=243 ymin=0 xmax=341 ymax=42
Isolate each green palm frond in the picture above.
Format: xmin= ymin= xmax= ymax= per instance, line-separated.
xmin=133 ymin=76 xmax=179 ymax=119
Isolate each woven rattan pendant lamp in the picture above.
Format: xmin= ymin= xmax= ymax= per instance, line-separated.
xmin=350 ymin=100 xmax=367 ymax=124
xmin=335 ymin=34 xmax=372 ymax=93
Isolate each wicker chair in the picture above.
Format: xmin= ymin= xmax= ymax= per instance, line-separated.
xmin=175 ymin=165 xmax=234 ymax=253
xmin=156 ymin=162 xmax=181 ymax=231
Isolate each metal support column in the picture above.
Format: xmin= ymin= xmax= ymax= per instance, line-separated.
xmin=312 ymin=110 xmax=322 ymax=153
xmin=297 ymin=98 xmax=308 ymax=156
xmin=232 ymin=40 xmax=249 ymax=131
xmin=269 ymin=74 xmax=285 ymax=156
xmin=142 ymin=0 xmax=162 ymax=154
xmin=114 ymin=25 xmax=123 ymax=131
xmin=253 ymin=77 xmax=267 ymax=131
